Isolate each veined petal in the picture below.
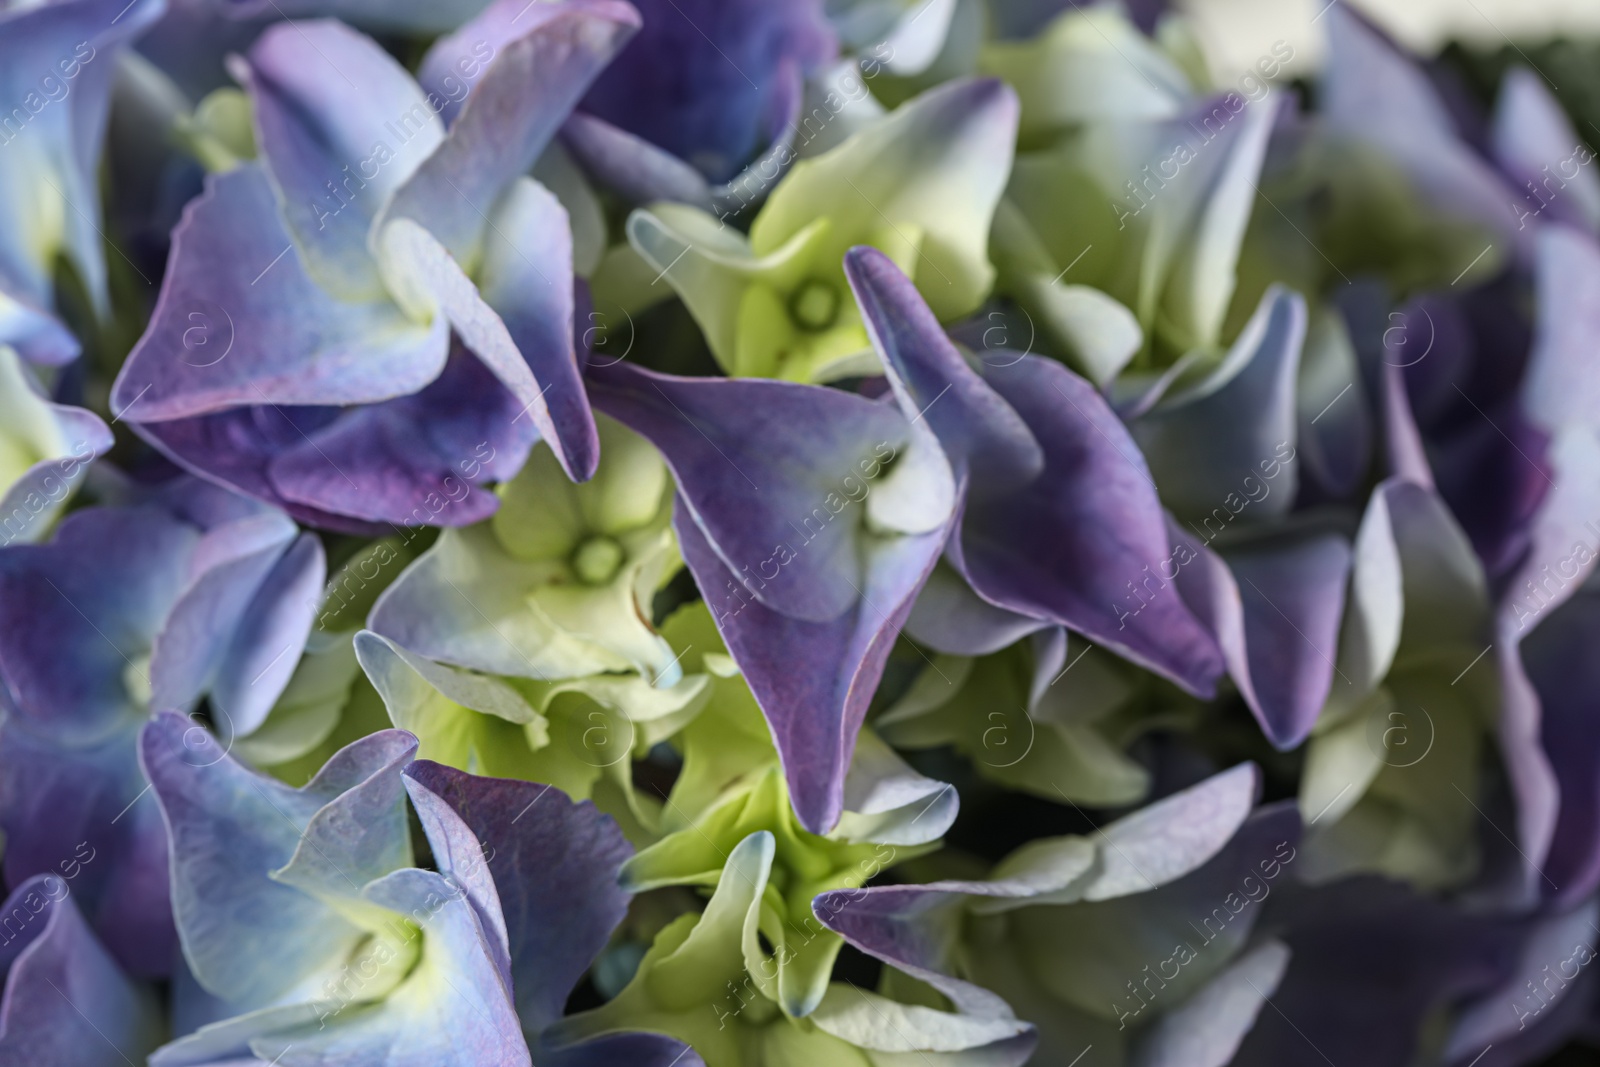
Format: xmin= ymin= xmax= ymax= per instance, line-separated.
xmin=403 ymin=761 xmax=633 ymax=1032
xmin=951 ymin=355 xmax=1224 ymax=696
xmin=844 ymin=245 xmax=1043 ymax=492
xmin=0 ymin=876 xmax=163 ymax=1067
xmin=586 ymin=358 xmax=910 ymax=622
xmin=382 ymin=0 xmax=640 ymax=269
xmin=675 ymin=500 xmax=946 ymax=834
xmin=111 ymin=164 xmax=450 ymax=422
xmin=140 ymin=713 xmax=416 ymax=1007
xmin=0 ymin=506 xmax=195 ymax=743
xmin=241 ymin=18 xmax=444 ymax=302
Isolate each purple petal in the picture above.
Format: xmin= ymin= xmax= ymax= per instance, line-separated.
xmin=136 ymin=344 xmax=536 ymax=530
xmin=0 ymin=876 xmax=163 ymax=1066
xmin=1495 ymin=636 xmax=1561 ymax=905
xmin=1523 ymin=226 xmax=1600 ymax=433
xmin=560 ymin=111 xmax=715 ymax=209
xmin=473 ymin=177 xmax=598 ymax=480
xmin=818 ymin=770 xmax=1283 ymax=1020
xmin=1131 ymin=286 xmax=1306 ymax=523
xmin=265 ymin=346 xmax=537 ymax=525
xmin=1492 ymin=69 xmax=1600 ymax=234
xmin=586 ymin=358 xmax=911 ymax=622
xmin=1521 ymin=589 xmax=1600 ymax=904
xmin=376 ymin=212 xmax=596 ymax=481
xmin=0 ymin=722 xmax=176 ymax=978
xmin=111 ymin=163 xmax=450 ymax=422
xmin=951 ymin=355 xmax=1225 ymax=696
xmin=1233 ymin=878 xmax=1519 ymax=1067
xmin=1223 ymin=532 xmax=1352 ymax=750
xmin=577 ymin=0 xmax=833 ymax=184
xmin=241 ymin=19 xmax=445 ymax=301
xmin=843 ymin=245 xmax=1044 ymax=491
xmin=402 ymin=760 xmax=634 ymax=1032
xmin=1382 ymin=359 xmax=1435 ymax=488
xmin=147 ymin=512 xmax=300 ymax=716
xmin=384 ymin=0 xmax=640 ymax=265
xmin=210 ymin=531 xmax=326 ymax=735
xmin=1443 ymin=901 xmax=1597 ymax=1065
xmin=676 ymin=498 xmax=946 ymax=834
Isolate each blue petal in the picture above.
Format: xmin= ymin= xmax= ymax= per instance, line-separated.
xmin=403 ymin=760 xmax=634 ymax=1032
xmin=111 ymin=163 xmax=450 ymax=422
xmin=0 ymin=875 xmax=163 ymax=1067
xmin=0 ymin=0 xmax=166 ymax=343
xmin=1131 ymin=286 xmax=1307 ymax=524
xmin=140 ymin=712 xmax=416 ymax=1008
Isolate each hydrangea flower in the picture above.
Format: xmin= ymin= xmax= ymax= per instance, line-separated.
xmin=11 ymin=0 xmax=1600 ymax=1063
xmin=552 ymin=831 xmax=1035 ymax=1066
xmin=613 ymin=601 xmax=958 ymax=1015
xmin=591 ymin=246 xmax=1222 ymax=831
xmin=140 ymin=712 xmax=696 ymax=1066
xmin=110 ymin=0 xmax=643 ymax=530
xmin=610 ymin=76 xmax=1017 ymax=382
xmin=814 ymin=764 xmax=1298 ymax=1066
xmin=369 ymin=417 xmax=686 ymax=685
xmin=1296 ymin=475 xmax=1496 ymax=890
xmin=878 ymin=628 xmax=1161 ymax=807
xmin=0 ymin=478 xmax=321 ymax=973
xmin=982 ymin=3 xmax=1278 ymax=387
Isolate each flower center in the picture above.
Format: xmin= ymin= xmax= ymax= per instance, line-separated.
xmin=572 ymin=536 xmax=625 ymax=585
xmin=123 ymin=653 xmax=154 ymax=710
xmin=789 ymin=280 xmax=839 ymax=332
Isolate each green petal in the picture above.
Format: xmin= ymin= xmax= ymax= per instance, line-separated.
xmin=750 ymin=79 xmax=1016 ymax=323
xmin=977 ymin=6 xmax=1190 ymax=141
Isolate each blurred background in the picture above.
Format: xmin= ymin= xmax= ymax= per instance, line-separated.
xmin=1178 ymin=5 xmax=1600 ymax=1063
xmin=1181 ymin=0 xmax=1600 ymax=76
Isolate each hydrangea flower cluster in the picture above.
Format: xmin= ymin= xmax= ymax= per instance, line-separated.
xmin=5 ymin=0 xmax=1600 ymax=1064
